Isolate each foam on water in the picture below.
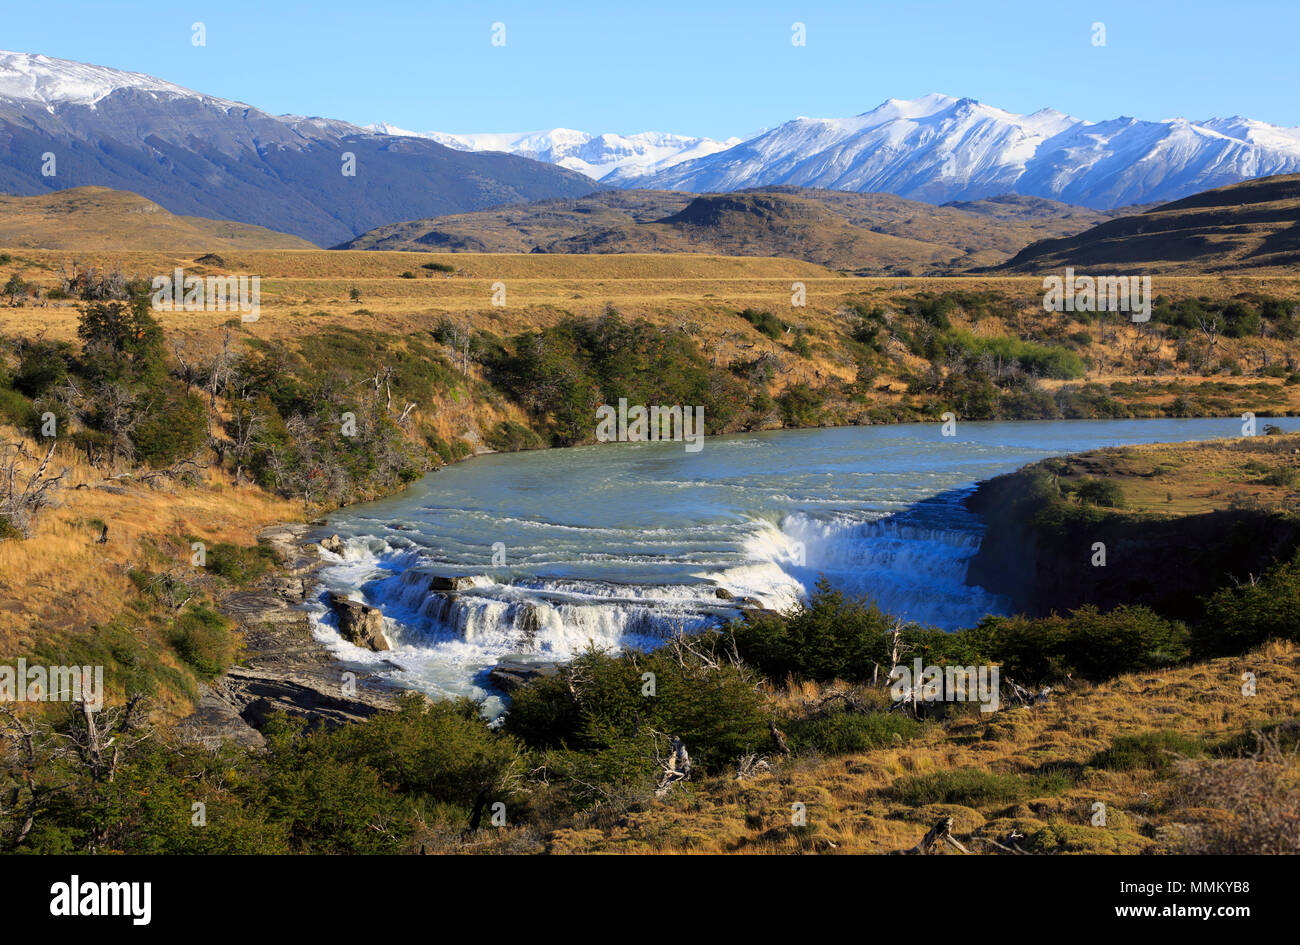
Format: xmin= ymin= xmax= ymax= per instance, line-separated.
xmin=307 ymin=418 xmax=1238 ymax=705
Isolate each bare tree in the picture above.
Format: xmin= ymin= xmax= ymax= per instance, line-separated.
xmin=0 ymin=438 xmax=66 ymax=537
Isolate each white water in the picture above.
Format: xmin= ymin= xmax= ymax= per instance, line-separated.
xmin=308 ymin=418 xmax=1240 ymax=710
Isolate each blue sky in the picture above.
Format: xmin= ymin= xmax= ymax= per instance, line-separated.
xmin=6 ymin=0 xmax=1297 ymax=137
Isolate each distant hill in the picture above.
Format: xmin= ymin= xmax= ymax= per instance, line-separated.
xmin=0 ymin=51 xmax=597 ymax=247
xmin=338 ymin=186 xmax=1121 ymax=274
xmin=995 ymin=173 xmax=1300 ymax=273
xmin=0 ymin=187 xmax=315 ymax=251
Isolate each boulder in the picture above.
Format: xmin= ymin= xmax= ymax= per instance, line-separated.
xmin=327 ymin=592 xmax=390 ymax=651
xmin=428 ymin=574 xmax=479 ymax=592
xmin=715 ymin=586 xmax=734 ymax=600
xmin=319 ymin=534 xmax=346 ymax=555
xmin=489 ymin=659 xmax=559 ymax=693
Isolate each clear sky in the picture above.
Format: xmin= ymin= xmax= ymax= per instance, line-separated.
xmin=5 ymin=0 xmax=1297 ymax=138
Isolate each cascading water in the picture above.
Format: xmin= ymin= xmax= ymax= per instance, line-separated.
xmin=306 ymin=418 xmax=1237 ymax=710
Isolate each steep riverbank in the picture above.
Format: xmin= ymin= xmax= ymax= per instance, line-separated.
xmin=965 ymin=434 xmax=1300 ymax=621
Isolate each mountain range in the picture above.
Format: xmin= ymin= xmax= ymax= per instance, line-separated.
xmin=4 ymin=50 xmax=1300 ymax=252
xmin=0 ymin=51 xmax=596 ymax=246
xmin=392 ymin=94 xmax=1300 ymax=210
xmin=367 ymin=125 xmax=741 ymax=183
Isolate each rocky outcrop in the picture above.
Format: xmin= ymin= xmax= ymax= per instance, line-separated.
xmin=179 ymin=523 xmax=406 ymax=748
xmin=328 ymin=592 xmax=391 ymax=651
xmin=428 ymin=574 xmax=480 ymax=592
xmin=489 ymin=659 xmax=560 ymax=693
xmin=965 ymin=466 xmax=1300 ymax=620
xmin=319 ymin=534 xmax=345 ymax=555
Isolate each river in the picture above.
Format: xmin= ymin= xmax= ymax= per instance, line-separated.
xmin=309 ymin=417 xmax=1241 ymax=712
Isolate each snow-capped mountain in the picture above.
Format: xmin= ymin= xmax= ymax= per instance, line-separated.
xmin=0 ymin=51 xmax=595 ymax=245
xmin=0 ymin=50 xmax=207 ymax=106
xmin=365 ymin=125 xmax=740 ymax=182
xmin=614 ymin=94 xmax=1300 ymax=209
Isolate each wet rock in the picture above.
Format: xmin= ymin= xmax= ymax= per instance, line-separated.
xmin=489 ymin=659 xmax=560 ymax=693
xmin=428 ymin=574 xmax=479 ymax=592
xmin=715 ymin=587 xmax=734 ymax=600
xmin=328 ymin=592 xmax=390 ymax=651
xmin=319 ymin=534 xmax=346 ymax=555
xmin=516 ymin=603 xmax=542 ymax=646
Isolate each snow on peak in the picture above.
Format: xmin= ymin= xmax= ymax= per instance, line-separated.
xmin=0 ymin=50 xmax=209 ymax=106
xmin=364 ymin=124 xmax=741 ymax=182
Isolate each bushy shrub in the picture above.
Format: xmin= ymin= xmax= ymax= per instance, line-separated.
xmin=1092 ymin=731 xmax=1207 ymax=774
xmin=786 ymin=709 xmax=926 ymax=754
xmin=1195 ymin=550 xmax=1300 ymax=656
xmin=204 ymin=542 xmax=276 ymax=586
xmin=168 ymin=604 xmax=236 ymax=679
xmin=976 ymin=605 xmax=1188 ymax=683
xmin=130 ymin=388 xmax=209 ymax=467
xmin=889 ymin=768 xmax=1068 ymax=806
xmin=505 ymin=638 xmax=770 ymax=783
xmin=486 ymin=419 xmax=544 ymax=452
xmin=738 ymin=308 xmax=785 ymax=340
xmin=1069 ymin=477 xmax=1126 ymax=508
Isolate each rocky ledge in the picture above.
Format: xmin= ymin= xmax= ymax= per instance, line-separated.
xmin=176 ymin=523 xmax=408 ymax=750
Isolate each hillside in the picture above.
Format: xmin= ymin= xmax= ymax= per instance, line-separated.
xmin=0 ymin=187 xmax=316 ymax=251
xmin=339 ymin=187 xmax=1120 ymax=274
xmin=997 ymin=173 xmax=1300 ymax=274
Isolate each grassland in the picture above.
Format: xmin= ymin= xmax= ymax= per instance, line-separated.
xmin=4 ymin=247 xmax=1300 ymax=418
xmin=1 ymin=242 xmax=1298 ymax=854
xmin=0 ymin=188 xmax=316 ymax=252
xmin=535 ymin=640 xmax=1299 ymax=854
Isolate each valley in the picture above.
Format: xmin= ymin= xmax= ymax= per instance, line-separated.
xmin=0 ymin=26 xmax=1297 ymax=869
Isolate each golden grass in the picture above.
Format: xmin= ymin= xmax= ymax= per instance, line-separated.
xmin=1047 ymin=433 xmax=1300 ymax=516
xmin=5 ymin=247 xmax=1300 ymax=420
xmin=0 ymin=187 xmax=315 ymax=252
xmin=0 ymin=427 xmax=298 ymax=659
xmin=541 ymin=641 xmax=1300 ymax=854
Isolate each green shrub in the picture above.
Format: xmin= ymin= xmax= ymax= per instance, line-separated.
xmin=130 ymin=388 xmax=209 ymax=467
xmin=1071 ymin=477 xmax=1126 ymax=508
xmin=505 ymin=638 xmax=769 ymax=780
xmin=322 ymin=695 xmax=522 ymax=807
xmin=977 ymin=605 xmax=1188 ymax=682
xmin=204 ymin=542 xmax=275 ymax=586
xmin=168 ymin=604 xmax=236 ymax=679
xmin=776 ymin=382 xmax=824 ymax=427
xmin=786 ymin=709 xmax=926 ymax=754
xmin=738 ymin=308 xmax=785 ymax=340
xmin=889 ymin=768 xmax=1068 ymax=806
xmin=1195 ymin=550 xmax=1300 ymax=656
xmin=14 ymin=341 xmax=71 ymax=397
xmin=485 ymin=419 xmax=544 ymax=452
xmin=1092 ymin=731 xmax=1208 ymax=774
